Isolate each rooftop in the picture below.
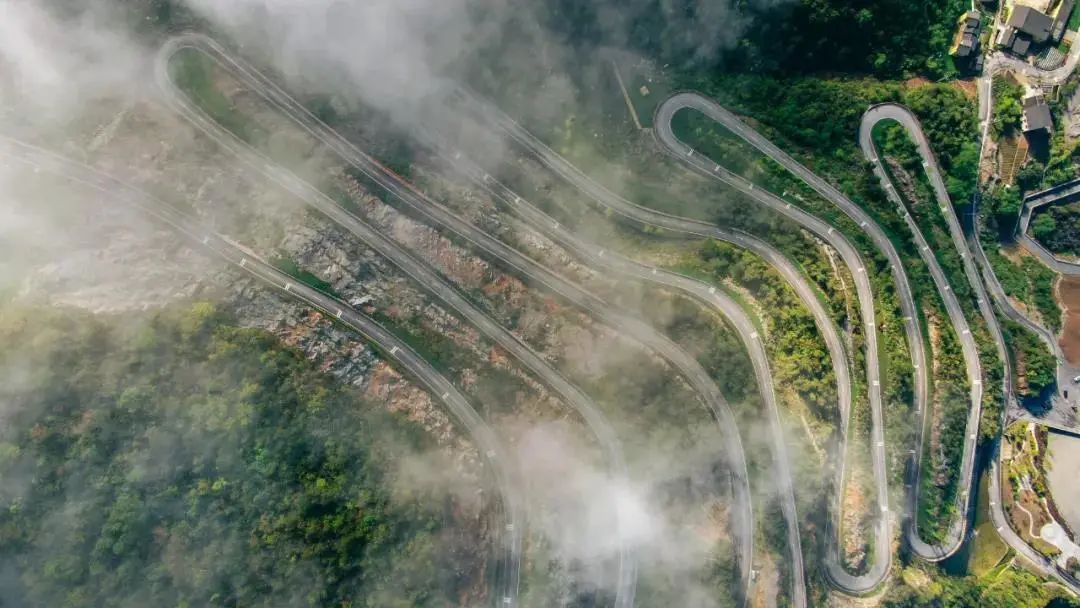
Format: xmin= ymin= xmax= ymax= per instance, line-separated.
xmin=1023 ymin=94 xmax=1054 ymax=132
xmin=1008 ymin=5 xmax=1054 ymax=43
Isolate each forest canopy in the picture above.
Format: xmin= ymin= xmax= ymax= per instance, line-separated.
xmin=0 ymin=303 xmax=482 ymax=608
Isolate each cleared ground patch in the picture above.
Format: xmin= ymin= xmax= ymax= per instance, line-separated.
xmin=1047 ymin=430 xmax=1080 ymax=534
xmin=1058 ymin=277 xmax=1080 ymax=365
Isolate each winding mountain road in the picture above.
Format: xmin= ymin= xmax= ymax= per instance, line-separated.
xmin=859 ymin=103 xmax=995 ymax=561
xmin=156 ymin=36 xmax=638 ymax=608
xmin=651 ymin=94 xmax=903 ymax=591
xmin=458 ymin=90 xmax=816 ymax=606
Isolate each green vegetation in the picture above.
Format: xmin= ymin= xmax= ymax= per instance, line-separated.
xmin=883 ymin=564 xmax=1079 ymax=607
xmin=680 ymin=240 xmax=838 ymax=419
xmin=1070 ymin=3 xmax=1080 ymax=32
xmin=993 ymin=78 xmax=1025 ymax=139
xmin=0 ymin=303 xmax=477 ymax=607
xmin=905 ymin=85 xmax=980 ymax=204
xmin=968 ymin=471 xmax=1010 ymax=577
xmin=1002 ymin=320 xmax=1057 ymax=398
xmin=539 ymin=0 xmax=967 ymax=78
xmin=270 ymin=254 xmax=339 ymax=296
xmin=1033 ymin=201 xmax=1080 ymax=264
xmin=981 ymin=247 xmax=1062 ymax=332
xmin=981 ymin=186 xmax=1024 ymax=239
xmin=170 ymin=47 xmax=260 ymax=144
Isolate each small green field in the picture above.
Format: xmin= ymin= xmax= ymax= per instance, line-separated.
xmin=969 ymin=469 xmax=1011 ymax=577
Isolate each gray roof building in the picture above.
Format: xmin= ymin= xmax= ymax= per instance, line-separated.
xmin=1013 ymin=36 xmax=1032 ymax=55
xmin=1052 ymin=0 xmax=1077 ymax=41
xmin=1008 ymin=6 xmax=1053 ymax=43
xmin=1023 ymin=94 xmax=1053 ymax=133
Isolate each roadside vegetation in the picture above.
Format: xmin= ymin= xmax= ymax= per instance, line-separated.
xmin=169 ymin=47 xmax=260 ymax=144
xmin=1002 ymin=319 xmax=1058 ymax=399
xmin=985 ymin=246 xmax=1063 ymax=333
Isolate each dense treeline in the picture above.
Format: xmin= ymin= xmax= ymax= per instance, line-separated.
xmin=883 ymin=566 xmax=1080 ymax=608
xmin=537 ymin=0 xmax=967 ymax=78
xmin=0 ymin=303 xmax=479 ymax=607
xmin=1033 ymin=202 xmax=1080 ymax=258
xmin=1002 ymin=320 xmax=1057 ymax=398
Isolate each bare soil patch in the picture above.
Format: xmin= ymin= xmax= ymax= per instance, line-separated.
xmin=1058 ymin=277 xmax=1080 ymax=365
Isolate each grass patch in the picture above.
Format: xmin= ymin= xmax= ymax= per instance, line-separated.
xmin=269 ymin=254 xmax=339 ymax=297
xmin=169 ymin=47 xmax=260 ymax=144
xmin=969 ymin=470 xmax=1011 ymax=577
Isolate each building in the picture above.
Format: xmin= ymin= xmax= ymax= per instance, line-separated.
xmin=1023 ymin=94 xmax=1054 ymax=133
xmin=1052 ymin=0 xmax=1078 ymax=41
xmin=1010 ymin=5 xmax=1054 ymax=43
xmin=999 ymin=4 xmax=1055 ymax=56
xmin=952 ymin=11 xmax=983 ymax=58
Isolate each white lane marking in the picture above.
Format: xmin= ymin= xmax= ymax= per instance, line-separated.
xmin=284 ymin=283 xmax=292 ymax=292
xmin=872 ymin=380 xmax=880 ymax=387
xmin=687 ymin=149 xmax=694 ymax=157
xmin=973 ymin=380 xmax=982 ymax=386
xmin=442 ymin=392 xmax=450 ymax=399
xmin=713 ymin=164 xmax=720 ymax=173
xmin=239 ymin=258 xmax=247 ymax=267
xmin=390 ymin=346 xmax=399 ymax=355
xmin=506 ymin=523 xmax=515 ymax=531
xmin=877 ymin=441 xmax=884 ymax=447
xmin=914 ymin=364 xmax=920 ymax=369
xmin=335 ymin=309 xmax=343 ymax=318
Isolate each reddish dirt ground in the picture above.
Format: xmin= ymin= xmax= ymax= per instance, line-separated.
xmin=1058 ymin=277 xmax=1080 ymax=365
